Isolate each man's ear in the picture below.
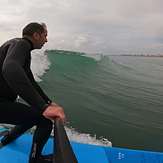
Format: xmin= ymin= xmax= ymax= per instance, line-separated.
xmin=33 ymin=32 xmax=40 ymax=40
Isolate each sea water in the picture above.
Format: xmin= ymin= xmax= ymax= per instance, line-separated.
xmin=36 ymin=50 xmax=163 ymax=152
xmin=4 ymin=49 xmax=163 ymax=151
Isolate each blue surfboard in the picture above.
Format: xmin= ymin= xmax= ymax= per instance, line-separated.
xmin=0 ymin=127 xmax=163 ymax=163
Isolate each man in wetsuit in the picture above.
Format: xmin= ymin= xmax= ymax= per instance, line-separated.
xmin=0 ymin=22 xmax=66 ymax=163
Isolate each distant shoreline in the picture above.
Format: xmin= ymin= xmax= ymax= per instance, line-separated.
xmin=45 ymin=49 xmax=163 ymax=57
xmin=109 ymin=54 xmax=163 ymax=57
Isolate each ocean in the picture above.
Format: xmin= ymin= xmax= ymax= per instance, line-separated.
xmin=32 ymin=50 xmax=163 ymax=152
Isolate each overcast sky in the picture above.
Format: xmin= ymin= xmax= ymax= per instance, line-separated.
xmin=0 ymin=0 xmax=163 ymax=54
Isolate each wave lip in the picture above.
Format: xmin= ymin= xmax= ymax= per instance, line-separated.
xmin=31 ymin=50 xmax=51 ymax=82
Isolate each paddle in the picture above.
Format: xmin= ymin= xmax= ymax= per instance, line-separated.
xmin=53 ymin=118 xmax=78 ymax=163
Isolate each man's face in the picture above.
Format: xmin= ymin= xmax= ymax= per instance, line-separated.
xmin=33 ymin=29 xmax=48 ymax=49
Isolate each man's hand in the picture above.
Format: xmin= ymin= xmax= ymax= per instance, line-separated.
xmin=42 ymin=104 xmax=66 ymax=123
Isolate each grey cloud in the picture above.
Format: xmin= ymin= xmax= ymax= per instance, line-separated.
xmin=0 ymin=0 xmax=163 ymax=54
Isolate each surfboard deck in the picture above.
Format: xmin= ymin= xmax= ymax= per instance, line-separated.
xmin=0 ymin=128 xmax=163 ymax=163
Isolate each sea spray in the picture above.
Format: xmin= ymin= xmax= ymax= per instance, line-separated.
xmin=31 ymin=50 xmax=51 ymax=82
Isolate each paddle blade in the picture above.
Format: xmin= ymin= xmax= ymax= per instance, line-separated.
xmin=53 ymin=119 xmax=78 ymax=163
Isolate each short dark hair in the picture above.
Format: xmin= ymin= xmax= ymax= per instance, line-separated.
xmin=22 ymin=22 xmax=46 ymax=37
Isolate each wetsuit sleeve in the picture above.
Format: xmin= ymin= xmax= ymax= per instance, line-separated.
xmin=26 ymin=68 xmax=52 ymax=104
xmin=2 ymin=41 xmax=48 ymax=113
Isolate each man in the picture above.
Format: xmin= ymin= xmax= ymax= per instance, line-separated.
xmin=0 ymin=22 xmax=66 ymax=163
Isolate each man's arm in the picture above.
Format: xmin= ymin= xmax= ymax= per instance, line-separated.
xmin=26 ymin=68 xmax=52 ymax=104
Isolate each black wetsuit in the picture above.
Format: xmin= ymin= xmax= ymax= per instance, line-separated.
xmin=0 ymin=37 xmax=53 ymax=163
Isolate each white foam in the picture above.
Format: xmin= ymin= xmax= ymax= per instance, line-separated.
xmin=31 ymin=49 xmax=51 ymax=82
xmin=65 ymin=126 xmax=112 ymax=147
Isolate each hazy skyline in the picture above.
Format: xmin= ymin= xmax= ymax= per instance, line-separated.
xmin=0 ymin=0 xmax=163 ymax=54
